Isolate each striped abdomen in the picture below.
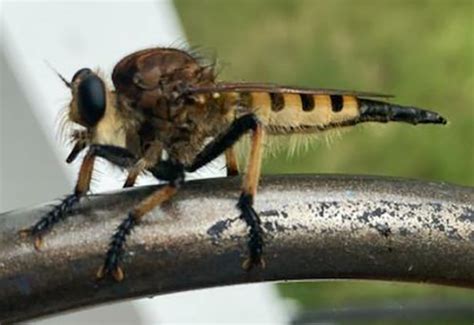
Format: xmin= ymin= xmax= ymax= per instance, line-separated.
xmin=225 ymin=92 xmax=446 ymax=133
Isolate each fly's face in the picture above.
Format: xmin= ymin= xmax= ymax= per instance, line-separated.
xmin=61 ymin=67 xmax=128 ymax=163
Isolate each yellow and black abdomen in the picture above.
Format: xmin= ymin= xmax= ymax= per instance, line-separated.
xmin=264 ymin=93 xmax=360 ymax=132
xmin=229 ymin=91 xmax=446 ymax=133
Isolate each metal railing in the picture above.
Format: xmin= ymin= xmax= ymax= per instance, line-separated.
xmin=0 ymin=175 xmax=473 ymax=323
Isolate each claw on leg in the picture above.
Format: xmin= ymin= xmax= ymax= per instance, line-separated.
xmin=242 ymin=256 xmax=266 ymax=271
xmin=96 ymin=265 xmax=105 ymax=279
xmin=34 ymin=235 xmax=43 ymax=251
xmin=112 ymin=266 xmax=124 ymax=282
xmin=96 ymin=264 xmax=124 ymax=282
xmin=18 ymin=229 xmax=44 ymax=250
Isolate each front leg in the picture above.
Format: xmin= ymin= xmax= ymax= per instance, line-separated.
xmin=19 ymin=145 xmax=137 ymax=249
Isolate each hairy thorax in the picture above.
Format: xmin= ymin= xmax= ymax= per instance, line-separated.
xmin=153 ymin=95 xmax=233 ymax=165
xmin=116 ymin=89 xmax=233 ymax=165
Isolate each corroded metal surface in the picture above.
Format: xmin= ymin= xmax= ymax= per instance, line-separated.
xmin=0 ymin=175 xmax=473 ymax=323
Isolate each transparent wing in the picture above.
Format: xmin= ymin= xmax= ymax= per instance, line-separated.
xmin=186 ymin=82 xmax=394 ymax=98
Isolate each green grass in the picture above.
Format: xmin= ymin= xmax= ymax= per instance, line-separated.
xmin=175 ymin=0 xmax=474 ymax=319
xmin=278 ymin=280 xmax=474 ymax=308
xmin=279 ymin=281 xmax=474 ymax=324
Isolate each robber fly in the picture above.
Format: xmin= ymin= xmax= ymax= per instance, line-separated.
xmin=20 ymin=47 xmax=447 ymax=281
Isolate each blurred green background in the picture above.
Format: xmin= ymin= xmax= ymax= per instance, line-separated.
xmin=175 ymin=0 xmax=473 ymax=323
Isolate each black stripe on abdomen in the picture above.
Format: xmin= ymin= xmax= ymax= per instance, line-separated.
xmin=237 ymin=92 xmax=253 ymax=108
xmin=330 ymin=95 xmax=344 ymax=112
xmin=300 ymin=94 xmax=315 ymax=112
xmin=270 ymin=93 xmax=285 ymax=112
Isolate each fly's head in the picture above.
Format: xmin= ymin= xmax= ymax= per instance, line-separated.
xmin=57 ymin=68 xmax=127 ymax=163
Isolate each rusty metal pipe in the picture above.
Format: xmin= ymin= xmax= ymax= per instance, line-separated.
xmin=0 ymin=175 xmax=473 ymax=323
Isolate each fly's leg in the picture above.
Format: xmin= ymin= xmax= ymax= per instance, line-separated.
xmin=65 ymin=130 xmax=90 ymax=163
xmin=19 ymin=151 xmax=95 ymax=249
xmin=91 ymin=145 xmax=138 ymax=167
xmin=225 ymin=147 xmax=239 ymax=176
xmin=186 ymin=114 xmax=265 ymax=270
xmin=19 ymin=145 xmax=137 ymax=249
xmin=95 ymin=115 xmax=264 ymax=280
xmin=238 ymin=123 xmax=265 ymax=270
xmin=97 ymin=172 xmax=182 ymax=282
xmin=123 ymin=142 xmax=163 ymax=188
xmin=186 ymin=114 xmax=259 ymax=173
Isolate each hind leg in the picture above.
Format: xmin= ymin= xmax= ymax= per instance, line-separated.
xmin=225 ymin=147 xmax=239 ymax=176
xmin=186 ymin=114 xmax=266 ymax=270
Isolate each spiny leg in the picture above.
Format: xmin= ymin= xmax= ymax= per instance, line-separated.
xmin=238 ymin=123 xmax=265 ymax=270
xmin=19 ymin=151 xmax=95 ymax=249
xmin=97 ymin=183 xmax=179 ymax=281
xmin=225 ymin=147 xmax=239 ymax=176
xmin=185 ymin=114 xmax=265 ymax=270
xmin=19 ymin=145 xmax=137 ymax=249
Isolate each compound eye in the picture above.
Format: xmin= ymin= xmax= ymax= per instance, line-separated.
xmin=72 ymin=68 xmax=93 ymax=82
xmin=77 ymin=74 xmax=106 ymax=127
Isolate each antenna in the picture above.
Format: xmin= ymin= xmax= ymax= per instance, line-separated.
xmin=44 ymin=60 xmax=71 ymax=88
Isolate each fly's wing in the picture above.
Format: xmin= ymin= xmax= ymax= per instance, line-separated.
xmin=186 ymin=82 xmax=445 ymax=129
xmin=186 ymin=82 xmax=394 ymax=99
